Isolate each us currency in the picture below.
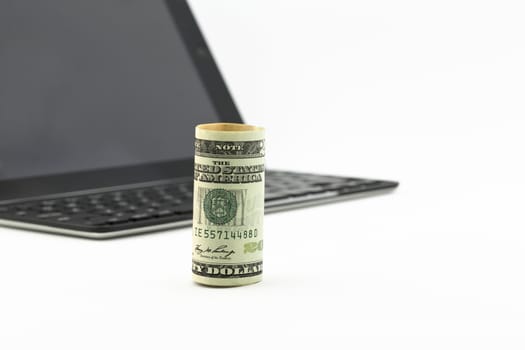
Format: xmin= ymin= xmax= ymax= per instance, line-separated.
xmin=192 ymin=123 xmax=265 ymax=286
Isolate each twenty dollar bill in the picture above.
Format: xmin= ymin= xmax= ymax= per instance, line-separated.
xmin=192 ymin=123 xmax=265 ymax=286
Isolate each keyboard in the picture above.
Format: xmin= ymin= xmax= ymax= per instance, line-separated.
xmin=0 ymin=171 xmax=397 ymax=235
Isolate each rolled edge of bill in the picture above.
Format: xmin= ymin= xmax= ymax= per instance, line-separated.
xmin=192 ymin=123 xmax=265 ymax=287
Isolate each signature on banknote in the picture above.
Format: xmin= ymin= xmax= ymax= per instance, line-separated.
xmin=194 ymin=244 xmax=235 ymax=259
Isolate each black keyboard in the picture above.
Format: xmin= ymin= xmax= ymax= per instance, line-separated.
xmin=0 ymin=171 xmax=397 ymax=234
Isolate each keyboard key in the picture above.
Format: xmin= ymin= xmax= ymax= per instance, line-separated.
xmin=15 ymin=204 xmax=34 ymax=211
xmin=156 ymin=209 xmax=175 ymax=217
xmin=100 ymin=209 xmax=115 ymax=215
xmin=106 ymin=216 xmax=130 ymax=225
xmin=130 ymin=213 xmax=152 ymax=221
xmin=37 ymin=212 xmax=63 ymax=219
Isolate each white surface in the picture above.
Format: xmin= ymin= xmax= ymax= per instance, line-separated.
xmin=2 ymin=0 xmax=525 ymax=348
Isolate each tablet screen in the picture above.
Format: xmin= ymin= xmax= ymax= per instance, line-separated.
xmin=0 ymin=0 xmax=223 ymax=180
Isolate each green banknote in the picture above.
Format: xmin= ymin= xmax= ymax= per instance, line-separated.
xmin=192 ymin=123 xmax=265 ymax=286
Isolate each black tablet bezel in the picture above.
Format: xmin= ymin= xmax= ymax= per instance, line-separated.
xmin=0 ymin=0 xmax=243 ymax=202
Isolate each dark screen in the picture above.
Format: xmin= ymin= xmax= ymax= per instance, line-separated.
xmin=0 ymin=0 xmax=220 ymax=180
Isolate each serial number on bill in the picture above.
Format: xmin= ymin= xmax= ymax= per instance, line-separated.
xmin=194 ymin=227 xmax=258 ymax=240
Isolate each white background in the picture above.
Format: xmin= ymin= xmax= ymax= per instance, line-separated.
xmin=1 ymin=0 xmax=525 ymax=349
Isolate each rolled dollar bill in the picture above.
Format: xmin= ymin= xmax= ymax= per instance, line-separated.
xmin=192 ymin=123 xmax=265 ymax=286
